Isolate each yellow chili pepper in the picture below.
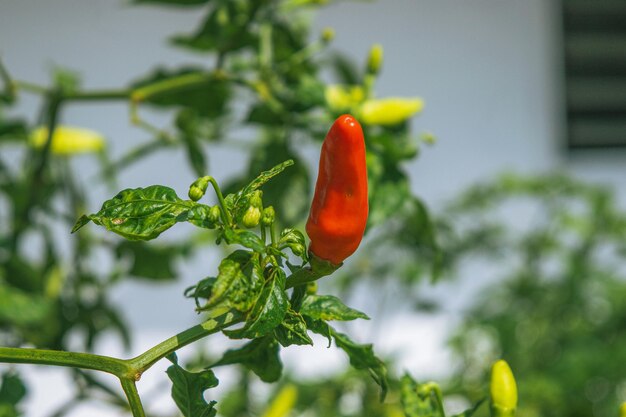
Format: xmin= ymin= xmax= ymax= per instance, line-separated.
xmin=261 ymin=384 xmax=298 ymax=417
xmin=30 ymin=125 xmax=105 ymax=155
xmin=358 ymin=97 xmax=424 ymax=126
xmin=490 ymin=360 xmax=517 ymax=417
xmin=324 ymin=84 xmax=365 ymax=112
xmin=620 ymin=402 xmax=626 ymax=417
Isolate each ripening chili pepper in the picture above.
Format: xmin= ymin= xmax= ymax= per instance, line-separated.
xmin=306 ymin=114 xmax=368 ymax=265
xmin=490 ymin=360 xmax=518 ymax=417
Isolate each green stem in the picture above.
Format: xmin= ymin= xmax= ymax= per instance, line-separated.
xmin=284 ymin=256 xmax=339 ymax=289
xmin=207 ymin=176 xmax=233 ymax=226
xmin=64 ymin=89 xmax=130 ymax=101
xmin=128 ymin=311 xmax=242 ymax=375
xmin=131 ymin=72 xmax=211 ymax=103
xmin=120 ymin=378 xmax=146 ymax=417
xmin=0 ymin=347 xmax=132 ymax=378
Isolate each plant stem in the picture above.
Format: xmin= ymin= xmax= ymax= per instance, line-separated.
xmin=120 ymin=378 xmax=147 ymax=417
xmin=207 ymin=176 xmax=233 ymax=226
xmin=0 ymin=347 xmax=132 ymax=378
xmin=128 ymin=311 xmax=242 ymax=375
xmin=0 ymin=58 xmax=16 ymax=99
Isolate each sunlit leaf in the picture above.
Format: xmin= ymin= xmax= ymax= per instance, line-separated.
xmin=301 ymin=295 xmax=369 ymax=321
xmin=73 ymin=185 xmax=195 ymax=240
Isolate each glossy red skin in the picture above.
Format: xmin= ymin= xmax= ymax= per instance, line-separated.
xmin=306 ymin=114 xmax=368 ymax=265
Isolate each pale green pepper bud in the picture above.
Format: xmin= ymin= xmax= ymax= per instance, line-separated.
xmin=188 ymin=176 xmax=211 ymax=201
xmin=490 ymin=360 xmax=517 ymax=417
xmin=249 ymin=190 xmax=263 ymax=208
xmin=242 ymin=206 xmax=262 ymax=228
xmin=321 ymin=27 xmax=335 ymax=44
xmin=262 ymin=206 xmax=276 ymax=226
xmin=367 ymin=43 xmax=384 ymax=75
xmin=306 ymin=282 xmax=318 ymax=295
xmin=208 ymin=205 xmax=222 ymax=223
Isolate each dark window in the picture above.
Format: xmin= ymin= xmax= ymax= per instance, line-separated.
xmin=563 ymin=1 xmax=626 ymax=148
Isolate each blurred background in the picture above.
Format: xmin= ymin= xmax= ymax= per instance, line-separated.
xmin=1 ymin=1 xmax=626 ymax=416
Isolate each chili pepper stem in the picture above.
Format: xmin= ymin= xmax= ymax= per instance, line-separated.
xmin=285 ymin=252 xmax=340 ymax=289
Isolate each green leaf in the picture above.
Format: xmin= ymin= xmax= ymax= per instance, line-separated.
xmin=0 ymin=284 xmax=54 ymax=326
xmin=73 ymin=185 xmax=194 ymax=240
xmin=367 ymin=152 xmax=411 ymax=229
xmin=226 ymin=267 xmax=288 ymax=339
xmin=400 ymin=374 xmax=445 ymax=417
xmin=199 ymin=250 xmax=262 ymax=314
xmin=301 ymin=295 xmax=369 ymax=321
xmin=0 ymin=372 xmax=26 ymax=407
xmin=170 ymin=2 xmax=257 ymax=53
xmin=278 ymin=228 xmax=307 ymax=259
xmin=0 ymin=118 xmax=27 ymax=144
xmin=133 ymin=0 xmax=211 ymax=6
xmin=240 ymin=159 xmax=294 ymax=198
xmin=212 ymin=337 xmax=282 ymax=382
xmin=222 ymin=229 xmax=265 ymax=253
xmin=331 ymin=329 xmax=388 ymax=400
xmin=116 ymin=241 xmax=186 ymax=281
xmin=131 ymin=67 xmax=230 ymax=118
xmin=166 ymin=353 xmax=219 ymax=417
xmin=274 ymin=308 xmax=312 ymax=347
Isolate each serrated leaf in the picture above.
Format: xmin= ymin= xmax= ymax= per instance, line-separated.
xmin=332 ymin=329 xmax=388 ymax=401
xmin=274 ymin=308 xmax=312 ymax=347
xmin=226 ymin=267 xmax=288 ymax=339
xmin=212 ymin=337 xmax=282 ymax=382
xmin=73 ymin=185 xmax=193 ymax=240
xmin=166 ymin=354 xmax=219 ymax=417
xmin=301 ymin=295 xmax=369 ymax=321
xmin=222 ymin=229 xmax=265 ymax=253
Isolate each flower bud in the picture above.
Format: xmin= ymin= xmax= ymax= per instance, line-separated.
xmin=367 ymin=43 xmax=384 ymax=75
xmin=321 ymin=27 xmax=335 ymax=43
xmin=262 ymin=206 xmax=276 ymax=226
xmin=242 ymin=206 xmax=262 ymax=228
xmin=208 ymin=205 xmax=222 ymax=223
xmin=188 ymin=176 xmax=210 ymax=201
xmin=490 ymin=360 xmax=517 ymax=417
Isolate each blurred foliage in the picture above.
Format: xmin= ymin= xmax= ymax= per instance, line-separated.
xmin=0 ymin=0 xmax=435 ymax=414
xmin=443 ymin=173 xmax=626 ymax=417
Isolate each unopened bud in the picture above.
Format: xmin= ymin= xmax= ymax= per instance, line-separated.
xmin=208 ymin=205 xmax=222 ymax=223
xmin=367 ymin=43 xmax=384 ymax=75
xmin=321 ymin=27 xmax=335 ymax=44
xmin=188 ymin=176 xmax=210 ymax=201
xmin=242 ymin=206 xmax=262 ymax=228
xmin=262 ymin=206 xmax=276 ymax=226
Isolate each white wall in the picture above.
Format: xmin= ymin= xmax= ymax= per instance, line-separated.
xmin=2 ymin=1 xmax=626 ymax=415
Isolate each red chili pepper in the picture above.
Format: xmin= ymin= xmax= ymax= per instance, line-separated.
xmin=306 ymin=114 xmax=368 ymax=265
